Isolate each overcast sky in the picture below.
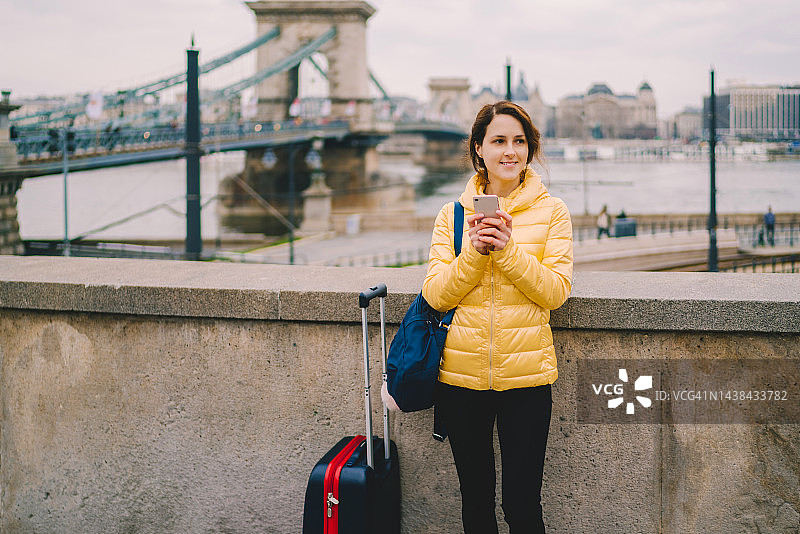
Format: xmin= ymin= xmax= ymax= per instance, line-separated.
xmin=3 ymin=0 xmax=799 ymax=118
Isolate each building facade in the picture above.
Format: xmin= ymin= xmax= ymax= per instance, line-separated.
xmin=555 ymin=82 xmax=657 ymax=139
xmin=471 ymin=85 xmax=501 ymax=119
xmin=429 ymin=75 xmax=659 ymax=140
xmin=676 ymin=109 xmax=703 ymax=141
xmin=468 ymin=75 xmax=555 ymax=137
xmin=703 ymin=84 xmax=800 ymax=141
xmin=728 ymin=85 xmax=800 ymax=141
xmin=667 ymin=107 xmax=703 ymax=141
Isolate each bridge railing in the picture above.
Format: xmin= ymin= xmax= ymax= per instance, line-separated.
xmin=11 ymin=119 xmax=351 ymax=162
xmin=13 ymin=125 xmax=186 ymax=160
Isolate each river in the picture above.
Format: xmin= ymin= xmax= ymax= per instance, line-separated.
xmin=16 ymin=151 xmax=800 ymax=241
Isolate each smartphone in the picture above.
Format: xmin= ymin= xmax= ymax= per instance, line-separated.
xmin=473 ymin=195 xmax=499 ymax=219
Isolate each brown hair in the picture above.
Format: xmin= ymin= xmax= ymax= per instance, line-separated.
xmin=468 ymin=101 xmax=544 ymax=190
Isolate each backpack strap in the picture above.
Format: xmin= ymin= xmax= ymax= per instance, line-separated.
xmin=433 ymin=201 xmax=463 ymax=443
xmin=453 ymin=200 xmax=464 ymax=256
xmin=440 ymin=201 xmax=464 ymax=328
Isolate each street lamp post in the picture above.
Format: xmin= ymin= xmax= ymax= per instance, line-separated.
xmin=580 ymin=111 xmax=589 ymax=215
xmin=708 ymin=68 xmax=718 ymax=272
xmin=505 ymin=59 xmax=513 ymax=101
xmin=62 ymin=127 xmax=70 ymax=257
xmin=288 ymin=144 xmax=297 ymax=265
xmin=185 ymin=44 xmax=202 ymax=261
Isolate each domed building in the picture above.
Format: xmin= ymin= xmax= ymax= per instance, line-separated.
xmin=555 ymin=81 xmax=658 ymax=139
xmin=629 ymin=82 xmax=657 ymax=138
xmin=588 ymin=83 xmax=614 ymax=97
xmin=526 ymin=82 xmax=554 ymax=137
xmin=513 ymin=74 xmax=530 ymax=102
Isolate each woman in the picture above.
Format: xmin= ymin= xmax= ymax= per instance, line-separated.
xmin=422 ymin=101 xmax=573 ymax=533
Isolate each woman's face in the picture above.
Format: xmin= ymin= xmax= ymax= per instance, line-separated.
xmin=476 ymin=114 xmax=528 ymax=187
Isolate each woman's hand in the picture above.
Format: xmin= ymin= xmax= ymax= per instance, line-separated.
xmin=467 ymin=213 xmax=492 ymax=255
xmin=468 ymin=211 xmax=512 ymax=254
xmin=476 ymin=210 xmax=512 ymax=252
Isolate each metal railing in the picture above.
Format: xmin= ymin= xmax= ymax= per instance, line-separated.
xmin=735 ymin=222 xmax=799 ymax=248
xmin=721 ymin=254 xmax=800 ymax=273
xmin=574 ymin=218 xmax=800 ymax=248
xmin=24 ymin=241 xmax=184 ymax=260
xmin=325 ymin=247 xmax=430 ymax=268
xmin=12 ymin=119 xmax=350 ymax=162
xmin=212 ymin=249 xmax=308 ymax=265
xmin=574 ymin=216 xmax=716 ymax=242
xmin=208 ymin=246 xmax=431 ymax=267
xmin=24 ymin=241 xmax=314 ymax=265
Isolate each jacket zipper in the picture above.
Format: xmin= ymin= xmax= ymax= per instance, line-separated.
xmin=489 ymin=262 xmax=494 ymax=389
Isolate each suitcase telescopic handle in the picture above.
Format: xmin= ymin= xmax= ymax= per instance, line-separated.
xmin=358 ymin=283 xmax=391 ymax=469
xmin=358 ymin=283 xmax=387 ymax=308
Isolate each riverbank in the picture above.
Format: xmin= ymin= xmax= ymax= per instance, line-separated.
xmin=16 ymin=155 xmax=800 ymax=242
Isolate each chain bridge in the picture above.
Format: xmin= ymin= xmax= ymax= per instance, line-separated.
xmin=0 ymin=1 xmax=469 ymax=253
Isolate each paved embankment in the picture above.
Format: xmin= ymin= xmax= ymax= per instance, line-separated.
xmin=217 ymin=228 xmax=749 ymax=271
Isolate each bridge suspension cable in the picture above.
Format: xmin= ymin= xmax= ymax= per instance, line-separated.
xmin=110 ymin=27 xmax=338 ymax=126
xmin=208 ymin=26 xmax=337 ymax=104
xmin=128 ymin=26 xmax=282 ymax=98
xmin=305 ymin=55 xmax=390 ymax=101
xmin=12 ymin=27 xmax=282 ymax=125
xmin=369 ymin=71 xmax=390 ymax=100
xmin=307 ymin=56 xmax=328 ymax=79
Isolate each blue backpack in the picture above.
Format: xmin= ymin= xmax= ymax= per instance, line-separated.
xmin=385 ymin=201 xmax=464 ymax=413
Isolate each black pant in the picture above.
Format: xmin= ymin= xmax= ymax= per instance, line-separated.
xmin=437 ymin=382 xmax=552 ymax=534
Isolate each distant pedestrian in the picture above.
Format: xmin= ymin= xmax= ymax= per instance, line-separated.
xmin=764 ymin=206 xmax=775 ymax=247
xmin=617 ymin=209 xmax=627 ymax=220
xmin=596 ymin=205 xmax=611 ymax=239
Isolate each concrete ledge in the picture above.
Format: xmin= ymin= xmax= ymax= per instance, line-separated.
xmin=1 ymin=256 xmax=799 ymax=332
xmin=563 ymin=271 xmax=800 ymax=333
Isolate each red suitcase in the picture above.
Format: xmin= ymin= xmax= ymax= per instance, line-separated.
xmin=302 ymin=284 xmax=401 ymax=533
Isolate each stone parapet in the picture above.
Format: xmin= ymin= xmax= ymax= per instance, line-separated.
xmin=0 ymin=256 xmax=798 ymax=533
xmin=1 ymin=257 xmax=798 ymax=332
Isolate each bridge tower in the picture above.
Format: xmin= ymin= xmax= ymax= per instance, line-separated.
xmin=247 ymin=1 xmax=375 ymax=126
xmin=221 ymin=1 xmax=417 ymax=236
xmin=417 ymin=78 xmax=472 ymax=174
xmin=427 ymin=77 xmax=473 ymax=126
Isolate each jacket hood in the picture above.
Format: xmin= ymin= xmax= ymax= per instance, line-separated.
xmin=458 ymin=168 xmax=550 ymax=215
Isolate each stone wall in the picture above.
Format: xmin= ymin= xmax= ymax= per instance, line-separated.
xmin=0 ymin=257 xmax=798 ymax=533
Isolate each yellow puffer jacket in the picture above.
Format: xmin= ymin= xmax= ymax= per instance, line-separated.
xmin=422 ymin=170 xmax=573 ymax=391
